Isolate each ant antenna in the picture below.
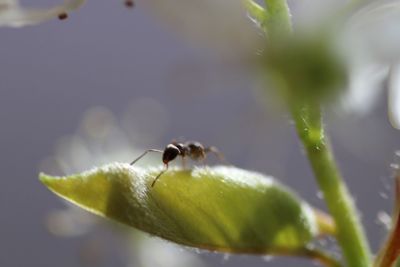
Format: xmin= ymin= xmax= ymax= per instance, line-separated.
xmin=130 ymin=149 xmax=163 ymax=165
xmin=151 ymin=164 xmax=168 ymax=187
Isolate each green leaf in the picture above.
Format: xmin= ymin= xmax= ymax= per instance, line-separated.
xmin=40 ymin=163 xmax=325 ymax=255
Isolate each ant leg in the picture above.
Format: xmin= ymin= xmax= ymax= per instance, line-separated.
xmin=130 ymin=149 xmax=163 ymax=165
xmin=198 ymin=153 xmax=207 ymax=166
xmin=200 ymin=158 xmax=206 ymax=166
xmin=204 ymin=146 xmax=229 ymax=165
xmin=181 ymin=156 xmax=187 ymax=170
xmin=151 ymin=164 xmax=168 ymax=187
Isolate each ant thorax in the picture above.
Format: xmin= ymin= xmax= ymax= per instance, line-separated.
xmin=170 ymin=141 xmax=206 ymax=161
xmin=171 ymin=142 xmax=189 ymax=157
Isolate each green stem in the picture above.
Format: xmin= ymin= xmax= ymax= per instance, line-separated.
xmin=253 ymin=0 xmax=371 ymax=264
xmin=290 ymin=103 xmax=371 ymax=267
xmin=263 ymin=0 xmax=292 ymax=38
xmin=244 ymin=0 xmax=266 ymax=26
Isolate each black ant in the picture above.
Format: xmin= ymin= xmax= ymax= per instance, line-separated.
xmin=130 ymin=141 xmax=226 ymax=187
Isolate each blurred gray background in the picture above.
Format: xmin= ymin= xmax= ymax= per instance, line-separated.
xmin=1 ymin=1 xmax=400 ymax=266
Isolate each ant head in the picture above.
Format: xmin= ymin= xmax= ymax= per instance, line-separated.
xmin=162 ymin=144 xmax=181 ymax=164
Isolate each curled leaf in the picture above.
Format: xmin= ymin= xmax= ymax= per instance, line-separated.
xmin=40 ymin=163 xmax=330 ymax=256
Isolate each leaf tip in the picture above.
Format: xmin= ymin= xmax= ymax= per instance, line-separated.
xmin=39 ymin=173 xmax=65 ymax=196
xmin=39 ymin=172 xmax=53 ymax=186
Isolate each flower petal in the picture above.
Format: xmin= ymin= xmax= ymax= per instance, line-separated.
xmin=0 ymin=0 xmax=85 ymax=27
xmin=338 ymin=0 xmax=400 ymax=115
xmin=137 ymin=0 xmax=262 ymax=56
xmin=389 ymin=65 xmax=400 ymax=129
xmin=347 ymin=0 xmax=400 ymax=62
xmin=341 ymin=63 xmax=388 ymax=115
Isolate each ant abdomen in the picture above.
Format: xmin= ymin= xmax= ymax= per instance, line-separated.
xmin=187 ymin=142 xmax=206 ymax=161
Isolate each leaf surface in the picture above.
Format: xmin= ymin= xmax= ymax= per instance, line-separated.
xmin=40 ymin=163 xmax=321 ymax=254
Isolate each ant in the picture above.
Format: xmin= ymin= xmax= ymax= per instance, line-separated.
xmin=130 ymin=141 xmax=226 ymax=187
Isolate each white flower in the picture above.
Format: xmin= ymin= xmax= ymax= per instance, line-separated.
xmin=341 ymin=0 xmax=400 ymax=129
xmin=143 ymin=0 xmax=400 ymax=129
xmin=0 ymin=0 xmax=262 ymax=58
xmin=138 ymin=0 xmax=400 ymax=128
xmin=389 ymin=66 xmax=400 ymax=129
xmin=138 ymin=0 xmax=262 ymax=56
xmin=0 ymin=0 xmax=85 ymax=27
xmin=2 ymin=0 xmax=399 ymax=128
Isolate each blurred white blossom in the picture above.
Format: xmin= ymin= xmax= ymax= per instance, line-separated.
xmin=3 ymin=0 xmax=400 ymax=126
xmin=340 ymin=0 xmax=400 ymax=129
xmin=138 ymin=0 xmax=400 ymax=129
xmin=0 ymin=0 xmax=84 ymax=27
xmin=139 ymin=0 xmax=262 ymax=57
xmin=389 ymin=66 xmax=400 ymax=128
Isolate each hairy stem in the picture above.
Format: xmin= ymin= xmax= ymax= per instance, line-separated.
xmin=253 ymin=0 xmax=372 ymax=265
xmin=244 ymin=0 xmax=266 ymax=26
xmin=290 ymin=103 xmax=371 ymax=267
xmin=263 ymin=0 xmax=292 ymax=38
